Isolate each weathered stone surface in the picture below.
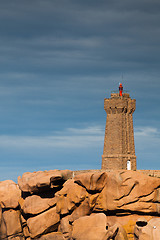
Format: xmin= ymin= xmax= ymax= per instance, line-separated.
xmin=20 ymin=194 xmax=57 ymax=215
xmin=106 ymin=214 xmax=152 ymax=240
xmin=149 ymin=218 xmax=160 ymax=240
xmin=134 ymin=218 xmax=160 ymax=240
xmin=74 ymin=172 xmax=108 ymax=192
xmin=56 ymin=179 xmax=87 ymax=215
xmin=2 ymin=170 xmax=160 ymax=240
xmin=36 ymin=232 xmax=65 ymax=240
xmin=3 ymin=209 xmax=23 ymax=238
xmin=88 ymin=192 xmax=99 ymax=209
xmin=112 ymin=223 xmax=128 ymax=240
xmin=0 ymin=180 xmax=21 ymax=208
xmin=27 ymin=207 xmax=60 ymax=238
xmin=50 ymin=170 xmax=73 ymax=187
xmin=69 ymin=198 xmax=91 ymax=223
xmin=0 ymin=205 xmax=7 ymax=239
xmin=8 ymin=236 xmax=25 ymax=240
xmin=58 ymin=216 xmax=72 ymax=239
xmin=23 ymin=225 xmax=30 ymax=238
xmin=94 ymin=171 xmax=160 ymax=213
xmin=72 ymin=213 xmax=118 ymax=240
xmin=18 ymin=170 xmax=73 ymax=193
xmin=20 ymin=214 xmax=30 ymax=238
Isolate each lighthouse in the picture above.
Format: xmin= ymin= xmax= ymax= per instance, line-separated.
xmin=101 ymin=84 xmax=137 ymax=170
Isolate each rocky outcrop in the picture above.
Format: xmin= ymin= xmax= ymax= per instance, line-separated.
xmin=134 ymin=217 xmax=160 ymax=239
xmin=0 ymin=180 xmax=21 ymax=208
xmin=27 ymin=207 xmax=60 ymax=238
xmin=18 ymin=170 xmax=73 ymax=193
xmin=0 ymin=181 xmax=22 ymax=239
xmin=93 ymin=171 xmax=160 ymax=213
xmin=72 ymin=213 xmax=121 ymax=240
xmin=1 ymin=170 xmax=160 ymax=239
xmin=20 ymin=195 xmax=57 ymax=215
xmin=0 ymin=206 xmax=7 ymax=239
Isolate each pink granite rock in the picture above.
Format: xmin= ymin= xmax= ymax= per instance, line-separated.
xmin=3 ymin=209 xmax=23 ymax=238
xmin=74 ymin=172 xmax=108 ymax=192
xmin=20 ymin=194 xmax=57 ymax=215
xmin=94 ymin=171 xmax=160 ymax=213
xmin=58 ymin=216 xmax=72 ymax=239
xmin=72 ymin=213 xmax=119 ymax=240
xmin=27 ymin=207 xmax=60 ymax=238
xmin=56 ymin=179 xmax=87 ymax=215
xmin=69 ymin=198 xmax=91 ymax=223
xmin=0 ymin=205 xmax=7 ymax=239
xmin=36 ymin=232 xmax=65 ymax=239
xmin=0 ymin=180 xmax=21 ymax=209
xmin=134 ymin=217 xmax=160 ymax=240
xmin=18 ymin=170 xmax=73 ymax=193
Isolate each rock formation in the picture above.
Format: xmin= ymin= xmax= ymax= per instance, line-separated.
xmin=1 ymin=169 xmax=160 ymax=239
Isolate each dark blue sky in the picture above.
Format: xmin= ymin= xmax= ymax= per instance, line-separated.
xmin=0 ymin=0 xmax=160 ymax=181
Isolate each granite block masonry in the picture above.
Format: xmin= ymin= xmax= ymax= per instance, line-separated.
xmin=102 ymin=90 xmax=137 ymax=170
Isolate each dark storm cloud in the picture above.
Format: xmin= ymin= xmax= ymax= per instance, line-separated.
xmin=0 ymin=0 xmax=160 ymax=180
xmin=0 ymin=0 xmax=160 ymax=74
xmin=0 ymin=0 xmax=160 ymax=126
xmin=0 ymin=0 xmax=160 ymax=110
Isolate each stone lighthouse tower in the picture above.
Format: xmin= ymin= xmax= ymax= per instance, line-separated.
xmin=101 ymin=84 xmax=136 ymax=170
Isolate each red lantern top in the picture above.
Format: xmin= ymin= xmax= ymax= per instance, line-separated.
xmin=119 ymin=83 xmax=123 ymax=96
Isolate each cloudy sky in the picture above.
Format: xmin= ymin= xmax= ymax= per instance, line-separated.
xmin=0 ymin=0 xmax=160 ymax=181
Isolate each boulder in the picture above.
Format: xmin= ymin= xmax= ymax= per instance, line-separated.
xmin=22 ymin=225 xmax=30 ymax=238
xmin=0 ymin=205 xmax=7 ymax=239
xmin=58 ymin=216 xmax=72 ymax=239
xmin=20 ymin=214 xmax=30 ymax=238
xmin=3 ymin=209 xmax=23 ymax=238
xmin=134 ymin=217 xmax=160 ymax=240
xmin=20 ymin=194 xmax=57 ymax=215
xmin=149 ymin=218 xmax=160 ymax=240
xmin=69 ymin=198 xmax=91 ymax=222
xmin=56 ymin=179 xmax=87 ymax=215
xmin=72 ymin=213 xmax=119 ymax=240
xmin=2 ymin=169 xmax=160 ymax=240
xmin=74 ymin=172 xmax=107 ymax=193
xmin=105 ymin=214 xmax=152 ymax=239
xmin=0 ymin=180 xmax=21 ymax=208
xmin=50 ymin=170 xmax=73 ymax=187
xmin=110 ymin=223 xmax=128 ymax=240
xmin=18 ymin=170 xmax=73 ymax=193
xmin=27 ymin=207 xmax=60 ymax=238
xmin=94 ymin=171 xmax=160 ymax=213
xmin=88 ymin=192 xmax=99 ymax=209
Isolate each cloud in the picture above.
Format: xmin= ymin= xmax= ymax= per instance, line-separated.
xmin=135 ymin=127 xmax=159 ymax=137
xmin=1 ymin=124 xmax=159 ymax=152
xmin=134 ymin=126 xmax=160 ymax=169
xmin=1 ymin=124 xmax=160 ymax=180
xmin=0 ymin=0 xmax=160 ymax=176
xmin=135 ymin=126 xmax=160 ymax=147
xmin=0 ymin=0 xmax=160 ymax=73
xmin=0 ymin=126 xmax=104 ymax=149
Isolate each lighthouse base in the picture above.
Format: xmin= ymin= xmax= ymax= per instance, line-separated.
xmin=101 ymin=154 xmax=137 ymax=170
